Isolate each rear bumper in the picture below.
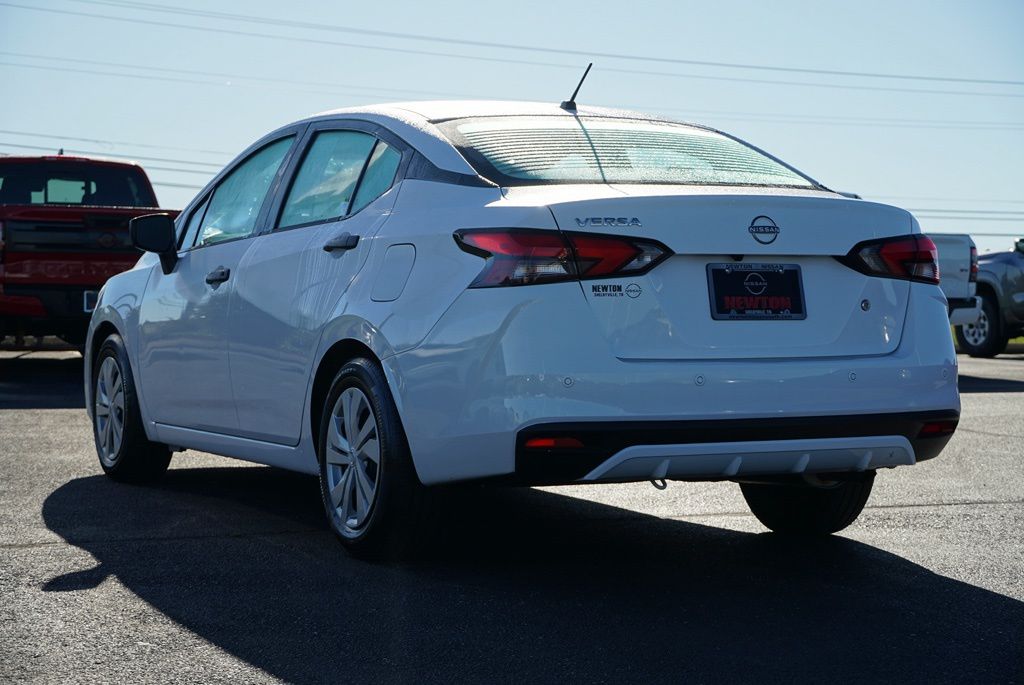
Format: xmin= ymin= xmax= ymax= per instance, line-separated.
xmin=1 ymin=286 xmax=99 ymax=342
xmin=387 ymin=281 xmax=960 ymax=485
xmin=948 ymin=296 xmax=981 ymax=326
xmin=514 ymin=410 xmax=957 ymax=485
xmin=0 ymin=284 xmax=98 ymax=325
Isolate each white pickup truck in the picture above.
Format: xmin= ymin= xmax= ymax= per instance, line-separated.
xmin=932 ymin=233 xmax=981 ymax=326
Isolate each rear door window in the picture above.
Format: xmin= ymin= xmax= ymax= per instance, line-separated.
xmin=278 ymin=131 xmax=377 ymax=229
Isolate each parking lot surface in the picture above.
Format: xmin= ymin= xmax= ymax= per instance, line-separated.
xmin=1 ymin=349 xmax=1022 ymax=683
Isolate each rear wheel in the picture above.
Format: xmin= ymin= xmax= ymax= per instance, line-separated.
xmin=740 ymin=472 xmax=875 ymax=535
xmin=317 ymin=357 xmax=432 ymax=559
xmin=956 ymin=294 xmax=1008 ymax=358
xmin=92 ymin=334 xmax=172 ymax=482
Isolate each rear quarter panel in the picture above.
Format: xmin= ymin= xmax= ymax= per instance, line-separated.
xmin=331 ymin=179 xmax=556 ymax=357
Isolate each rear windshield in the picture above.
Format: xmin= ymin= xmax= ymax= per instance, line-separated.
xmin=0 ymin=162 xmax=157 ymax=207
xmin=439 ymin=116 xmax=816 ymax=188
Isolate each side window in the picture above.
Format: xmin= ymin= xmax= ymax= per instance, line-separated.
xmin=350 ymin=142 xmax=401 ymax=214
xmin=277 ymin=130 xmax=376 ymax=229
xmin=179 ymin=195 xmax=210 ymax=249
xmin=196 ymin=136 xmax=293 ymax=247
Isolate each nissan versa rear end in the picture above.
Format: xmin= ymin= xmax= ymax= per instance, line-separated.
xmin=85 ymin=101 xmax=960 ymax=557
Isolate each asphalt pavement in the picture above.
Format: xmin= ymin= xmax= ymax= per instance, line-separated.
xmin=1 ymin=349 xmax=1022 ymax=684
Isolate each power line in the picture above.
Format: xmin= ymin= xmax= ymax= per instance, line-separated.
xmin=868 ymin=195 xmax=1024 ymax=205
xmin=3 ymin=57 xmax=1023 ymax=132
xmin=3 ymin=2 xmax=1023 ymax=100
xmin=0 ymin=127 xmax=233 ymax=156
xmin=915 ymin=216 xmax=1023 ymax=222
xmin=140 ymin=165 xmax=213 ymax=177
xmin=654 ymin=107 xmax=1023 ymax=131
xmin=0 ymin=50 xmax=466 ymax=100
xmin=150 ymin=180 xmax=202 ymax=189
xmin=929 ymin=231 xmax=1022 ymax=238
xmin=70 ymin=0 xmax=1024 ymax=87
xmin=907 ymin=208 xmax=1024 ymax=215
xmin=0 ymin=61 xmax=436 ymax=104
xmin=0 ymin=141 xmax=223 ymax=167
xmin=0 ymin=143 xmax=219 ymax=175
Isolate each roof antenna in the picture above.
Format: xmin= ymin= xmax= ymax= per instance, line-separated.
xmin=560 ymin=62 xmax=593 ymax=112
xmin=57 ymin=148 xmax=64 ymax=156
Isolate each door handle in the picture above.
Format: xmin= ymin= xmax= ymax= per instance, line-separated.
xmin=205 ymin=266 xmax=231 ymax=285
xmin=323 ymin=232 xmax=360 ymax=252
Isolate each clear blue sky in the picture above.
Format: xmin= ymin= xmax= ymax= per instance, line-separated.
xmin=2 ymin=0 xmax=1021 ymax=253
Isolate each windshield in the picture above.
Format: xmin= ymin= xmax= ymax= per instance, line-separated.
xmin=440 ymin=116 xmax=816 ymax=188
xmin=0 ymin=161 xmax=157 ymax=207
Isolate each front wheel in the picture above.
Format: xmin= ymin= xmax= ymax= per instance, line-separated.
xmin=317 ymin=357 xmax=432 ymax=559
xmin=955 ymin=294 xmax=1008 ymax=358
xmin=92 ymin=334 xmax=172 ymax=482
xmin=740 ymin=472 xmax=875 ymax=535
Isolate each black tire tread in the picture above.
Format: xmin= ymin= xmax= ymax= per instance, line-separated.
xmin=93 ymin=334 xmax=172 ymax=483
xmin=740 ymin=472 xmax=875 ymax=535
xmin=955 ymin=294 xmax=1007 ymax=358
xmin=317 ymin=357 xmax=433 ymax=560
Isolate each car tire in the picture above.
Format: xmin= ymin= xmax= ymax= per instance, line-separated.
xmin=92 ymin=333 xmax=172 ymax=483
xmin=739 ymin=471 xmax=875 ymax=535
xmin=317 ymin=357 xmax=432 ymax=559
xmin=955 ymin=294 xmax=1008 ymax=358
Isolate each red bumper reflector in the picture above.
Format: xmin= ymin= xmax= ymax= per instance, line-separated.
xmin=918 ymin=420 xmax=958 ymax=437
xmin=524 ymin=437 xmax=585 ymax=449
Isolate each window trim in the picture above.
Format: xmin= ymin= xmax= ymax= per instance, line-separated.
xmin=263 ymin=118 xmax=413 ymax=236
xmin=177 ymin=192 xmax=211 ymax=250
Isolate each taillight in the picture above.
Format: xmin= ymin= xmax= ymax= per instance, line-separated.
xmin=969 ymin=246 xmax=978 ymax=283
xmin=918 ymin=419 xmax=958 ymax=438
xmin=840 ymin=234 xmax=940 ymax=285
xmin=454 ymin=229 xmax=670 ymax=287
xmin=524 ymin=437 xmax=585 ymax=449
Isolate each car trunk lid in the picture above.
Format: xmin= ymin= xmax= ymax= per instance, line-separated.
xmin=507 ymin=185 xmax=915 ymax=360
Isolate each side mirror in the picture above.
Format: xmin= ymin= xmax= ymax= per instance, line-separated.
xmin=130 ymin=213 xmax=178 ymax=274
xmin=1016 ymin=238 xmax=1024 ymax=255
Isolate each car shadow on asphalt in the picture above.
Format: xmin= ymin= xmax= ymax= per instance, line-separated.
xmin=0 ymin=355 xmax=84 ymax=409
xmin=957 ymin=374 xmax=1024 ymax=393
xmin=41 ymin=466 xmax=1024 ymax=683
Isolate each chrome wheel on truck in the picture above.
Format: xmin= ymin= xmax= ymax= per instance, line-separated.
xmin=961 ymin=310 xmax=989 ymax=348
xmin=955 ymin=294 xmax=1008 ymax=358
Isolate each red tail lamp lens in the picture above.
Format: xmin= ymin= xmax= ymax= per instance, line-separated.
xmin=454 ymin=229 xmax=670 ymax=287
xmin=524 ymin=437 xmax=585 ymax=449
xmin=918 ymin=420 xmax=958 ymax=437
xmin=845 ymin=234 xmax=940 ymax=285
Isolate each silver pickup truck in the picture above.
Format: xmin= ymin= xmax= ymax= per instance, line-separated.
xmin=933 ymin=233 xmax=981 ymax=327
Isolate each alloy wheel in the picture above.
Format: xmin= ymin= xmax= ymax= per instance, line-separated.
xmin=325 ymin=387 xmax=381 ymax=532
xmin=95 ymin=356 xmax=125 ymax=466
xmin=962 ymin=310 xmax=989 ymax=347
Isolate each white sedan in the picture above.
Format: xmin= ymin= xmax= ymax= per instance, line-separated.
xmin=85 ymin=101 xmax=960 ymax=557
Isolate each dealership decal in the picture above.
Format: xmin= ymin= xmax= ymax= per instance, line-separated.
xmin=592 ymin=284 xmax=623 ymax=297
xmin=591 ymin=283 xmax=643 ymax=298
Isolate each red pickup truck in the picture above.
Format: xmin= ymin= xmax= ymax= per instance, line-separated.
xmin=0 ymin=155 xmax=178 ymax=348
